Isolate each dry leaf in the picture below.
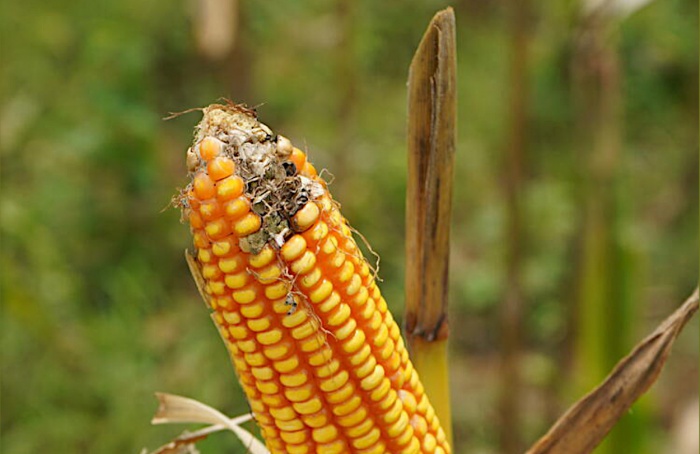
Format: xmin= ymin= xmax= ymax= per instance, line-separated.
xmin=150 ymin=393 xmax=269 ymax=454
xmin=527 ymin=288 xmax=699 ymax=454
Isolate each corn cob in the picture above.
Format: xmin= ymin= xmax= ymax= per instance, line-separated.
xmin=179 ymin=103 xmax=451 ymax=454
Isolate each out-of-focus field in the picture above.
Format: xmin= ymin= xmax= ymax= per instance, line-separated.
xmin=1 ymin=1 xmax=697 ymax=453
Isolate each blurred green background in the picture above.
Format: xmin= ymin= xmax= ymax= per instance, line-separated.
xmin=1 ymin=0 xmax=697 ymax=453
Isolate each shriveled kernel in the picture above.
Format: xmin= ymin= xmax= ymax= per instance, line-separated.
xmin=234 ymin=212 xmax=262 ymax=236
xmin=276 ymin=135 xmax=293 ymax=158
xmin=292 ymin=202 xmax=320 ymax=232
xmin=193 ymin=172 xmax=216 ymax=199
xmin=290 ymin=251 xmax=316 ymax=275
xmin=216 ymin=175 xmax=244 ymax=200
xmin=207 ymin=156 xmax=235 ymax=181
xmin=199 ymin=137 xmax=223 ymax=161
xmin=224 ymin=198 xmax=250 ymax=219
xmin=281 ymin=235 xmax=307 ymax=261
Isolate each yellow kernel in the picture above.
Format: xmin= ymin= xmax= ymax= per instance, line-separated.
xmin=201 ymin=264 xmax=222 ymax=280
xmin=257 ymin=329 xmax=282 ymax=346
xmin=291 ymin=321 xmax=317 ymax=340
xmin=318 ymin=291 xmax=341 ymax=313
xmin=308 ymin=348 xmax=333 ymax=367
xmin=345 ymin=418 xmax=374 ymax=438
xmin=223 ymin=310 xmax=241 ymax=324
xmin=436 ymin=427 xmax=447 ymax=445
xmin=225 ymin=271 xmax=248 ymax=289
xmin=370 ymin=378 xmax=391 ymax=403
xmin=282 ymin=309 xmax=308 ymax=328
xmin=234 ymin=213 xmax=262 ymax=236
xmin=360 ymin=365 xmax=384 ymax=391
xmin=302 ymin=410 xmax=329 ymax=428
xmin=337 ymin=406 xmax=367 ymax=428
xmin=293 ymin=397 xmax=323 ymax=415
xmin=244 ymin=352 xmax=267 ymax=367
xmin=256 ymin=264 xmax=282 ymax=284
xmin=237 ymin=339 xmax=256 ymax=353
xmin=386 ymin=411 xmax=410 ymax=438
xmin=247 ymin=317 xmax=271 ymax=332
xmin=335 ymin=318 xmax=357 ymax=340
xmin=308 ymin=280 xmax=333 ymax=303
xmin=193 ymin=172 xmax=216 ymax=199
xmin=332 ymin=395 xmax=361 ymax=416
xmin=298 ymin=334 xmax=324 ymax=352
xmin=212 ymin=239 xmax=234 ymax=256
xmin=265 ymin=281 xmax=289 ymax=300
xmin=249 ymin=245 xmax=275 ymax=268
xmin=291 ymin=251 xmax=316 ymax=275
xmin=326 ymin=383 xmax=354 ymax=404
xmin=299 ymin=268 xmax=322 ymax=288
xmin=205 ymin=219 xmax=230 ymax=240
xmin=306 ymin=221 xmax=329 ymax=242
xmin=263 ymin=341 xmax=292 ymax=360
xmin=240 ymin=302 xmax=265 ymax=318
xmin=319 ymin=371 xmax=349 ymax=392
xmin=337 ymin=261 xmax=354 ymax=283
xmin=286 ymin=443 xmax=310 ymax=454
xmin=276 ymin=417 xmax=304 ymax=432
xmin=342 ymin=330 xmax=366 ymax=354
xmin=293 ymin=202 xmax=320 ymax=232
xmin=273 ymin=356 xmax=299 ymax=373
xmin=197 ymin=248 xmax=213 ymax=263
xmin=312 ymin=425 xmax=338 ymax=444
xmin=369 ymin=310 xmax=382 ymax=330
xmin=373 ymin=324 xmax=389 ymax=347
xmin=233 ymin=288 xmax=256 ymax=304
xmin=351 ymin=427 xmax=380 ymax=450
xmin=346 ymin=274 xmax=362 ymax=296
xmin=330 ymin=249 xmax=345 ymax=268
xmin=208 ymin=280 xmax=226 ymax=295
xmin=280 ymin=430 xmax=309 ymax=445
xmin=248 ymin=399 xmax=265 ymax=414
xmin=355 ymin=356 xmax=377 ymax=379
xmin=352 ymin=286 xmax=369 ymax=306
xmin=314 ymin=359 xmax=340 ymax=378
xmin=199 ymin=137 xmax=223 ymax=161
xmin=285 ymin=384 xmax=314 ymax=403
xmin=398 ymin=389 xmax=417 ymax=413
xmin=251 ymin=366 xmax=274 ymax=380
xmin=280 ymin=370 xmax=308 ymax=387
xmin=383 ymin=397 xmax=402 ymax=424
xmin=281 ymin=235 xmax=307 ymax=261
xmin=412 ymin=415 xmax=429 ymax=438
xmin=224 ymin=198 xmax=249 ymax=219
xmin=193 ymin=230 xmax=209 ymax=249
xmin=316 ymin=440 xmax=346 ymax=454
xmin=401 ymin=435 xmax=420 ymax=454
xmin=327 ymin=303 xmax=351 ymax=326
xmin=219 ymin=255 xmax=245 ymax=273
xmin=269 ymin=406 xmax=297 ymax=421
xmin=216 ymin=175 xmax=244 ymax=200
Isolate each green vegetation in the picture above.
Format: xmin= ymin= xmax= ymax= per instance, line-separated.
xmin=1 ymin=1 xmax=697 ymax=453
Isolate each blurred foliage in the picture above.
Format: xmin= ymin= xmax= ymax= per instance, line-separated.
xmin=1 ymin=0 xmax=697 ymax=453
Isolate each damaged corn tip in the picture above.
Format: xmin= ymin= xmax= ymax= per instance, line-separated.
xmin=181 ymin=103 xmax=451 ymax=454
